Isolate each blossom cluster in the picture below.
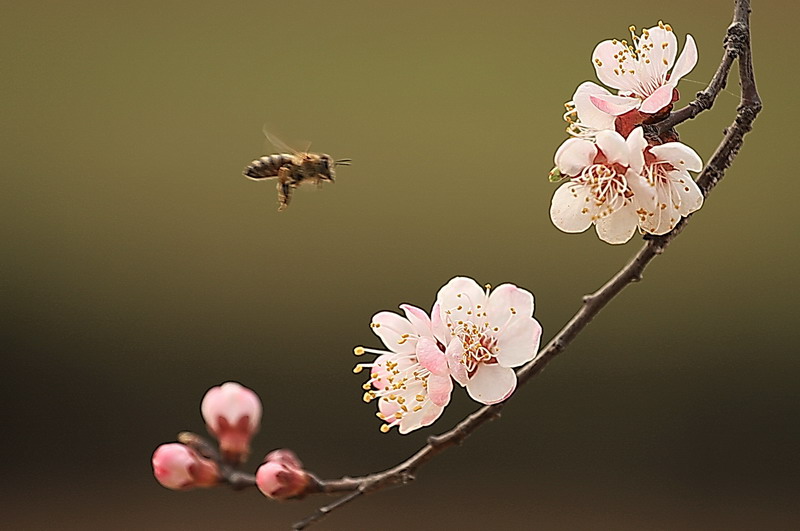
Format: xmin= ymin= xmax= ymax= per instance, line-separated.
xmin=354 ymin=277 xmax=543 ymax=434
xmin=550 ymin=22 xmax=704 ymax=244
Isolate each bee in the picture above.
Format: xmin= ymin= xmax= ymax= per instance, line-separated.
xmin=243 ymin=132 xmax=351 ymax=212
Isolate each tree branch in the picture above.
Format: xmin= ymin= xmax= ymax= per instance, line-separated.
xmin=290 ymin=1 xmax=761 ymax=528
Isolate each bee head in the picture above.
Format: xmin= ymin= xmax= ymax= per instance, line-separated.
xmin=318 ymin=154 xmax=336 ymax=182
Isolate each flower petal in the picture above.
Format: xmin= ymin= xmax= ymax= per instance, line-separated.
xmin=486 ymin=283 xmax=534 ymax=330
xmin=573 ymin=82 xmax=617 ymax=130
xmin=399 ymin=304 xmax=432 ymax=338
xmin=465 ymin=364 xmax=517 ymax=405
xmin=445 ymin=339 xmax=469 ymax=386
xmin=592 ymin=39 xmax=639 ymax=92
xmin=670 ymin=34 xmax=697 ymax=85
xmin=625 ymin=127 xmax=647 ymax=174
xmin=430 ymin=301 xmax=448 ymax=345
xmin=650 ymin=143 xmax=703 ymax=172
xmin=554 ymin=138 xmax=597 ymax=176
xmin=640 ymin=25 xmax=678 ymax=82
xmin=595 ymin=130 xmax=629 ymax=166
xmin=589 ymin=93 xmax=641 ymax=116
xmin=436 ymin=276 xmax=488 ymax=326
xmin=495 ymin=316 xmax=542 ymax=368
xmin=416 ymin=337 xmax=449 ymax=376
xmin=550 ymin=181 xmax=594 ymax=234
xmin=370 ymin=311 xmax=416 ymax=353
xmin=673 ymin=172 xmax=704 ymax=216
xmin=594 ymin=200 xmax=638 ymax=244
xmin=639 ymin=84 xmax=675 ymax=114
xmin=428 ymin=374 xmax=453 ymax=407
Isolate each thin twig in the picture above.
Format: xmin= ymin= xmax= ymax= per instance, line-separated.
xmin=290 ymin=1 xmax=761 ymax=528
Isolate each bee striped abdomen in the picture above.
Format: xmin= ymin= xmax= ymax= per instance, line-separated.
xmin=244 ymin=154 xmax=294 ymax=179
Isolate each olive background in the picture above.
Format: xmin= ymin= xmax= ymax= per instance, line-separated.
xmin=2 ymin=1 xmax=797 ymax=529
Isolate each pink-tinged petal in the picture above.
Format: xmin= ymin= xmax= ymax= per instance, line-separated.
xmin=430 ymin=301 xmax=448 ymax=345
xmin=650 ymin=143 xmax=703 ymax=172
xmin=592 ymin=39 xmax=638 ymax=92
xmin=673 ymin=172 xmax=704 ymax=216
xmin=554 ymin=137 xmax=596 ymax=176
xmin=625 ymin=127 xmax=647 ymax=174
xmin=486 ymin=283 xmax=534 ymax=329
xmin=589 ymin=93 xmax=641 ymax=116
xmin=399 ymin=304 xmax=432 ymax=337
xmin=419 ymin=402 xmax=445 ymax=427
xmin=670 ymin=34 xmax=697 ymax=84
xmin=594 ymin=201 xmax=638 ymax=244
xmin=428 ymin=374 xmax=453 ymax=407
xmin=550 ymin=181 xmax=594 ymax=234
xmin=595 ymin=130 xmax=629 ymax=166
xmin=639 ymin=84 xmax=676 ymax=114
xmin=495 ymin=316 xmax=542 ymax=368
xmin=640 ymin=26 xmax=678 ymax=81
xmin=573 ymin=82 xmax=616 ymax=131
xmin=465 ymin=364 xmax=517 ymax=405
xmin=436 ymin=277 xmax=487 ymax=325
xmin=445 ymin=340 xmax=469 ymax=386
xmin=399 ymin=402 xmax=444 ymax=434
xmin=370 ymin=311 xmax=416 ymax=353
xmin=416 ymin=337 xmax=449 ymax=376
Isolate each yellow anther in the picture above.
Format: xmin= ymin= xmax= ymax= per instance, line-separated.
xmin=413 ymin=405 xmax=423 ymax=412
xmin=629 ymin=25 xmax=635 ymax=32
xmin=376 ymin=412 xmax=385 ymax=419
xmin=394 ymin=412 xmax=403 ymax=419
xmin=416 ymin=394 xmax=425 ymax=401
xmin=362 ymin=383 xmax=372 ymax=390
xmin=353 ymin=346 xmax=365 ymax=356
xmin=353 ymin=365 xmax=364 ymax=374
xmin=362 ymin=392 xmax=374 ymax=403
xmin=380 ymin=424 xmax=391 ymax=433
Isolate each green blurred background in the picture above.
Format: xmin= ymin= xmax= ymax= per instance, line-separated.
xmin=3 ymin=0 xmax=797 ymax=529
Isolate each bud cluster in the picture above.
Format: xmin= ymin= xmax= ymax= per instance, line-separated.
xmin=152 ymin=381 xmax=313 ymax=500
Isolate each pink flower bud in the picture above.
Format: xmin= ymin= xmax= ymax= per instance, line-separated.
xmin=255 ymin=461 xmax=311 ymax=500
xmin=264 ymin=448 xmax=303 ymax=469
xmin=200 ymin=381 xmax=262 ymax=464
xmin=151 ymin=443 xmax=219 ymax=490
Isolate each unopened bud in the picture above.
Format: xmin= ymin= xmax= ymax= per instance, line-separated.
xmin=255 ymin=460 xmax=311 ymax=500
xmin=201 ymin=381 xmax=262 ymax=464
xmin=151 ymin=443 xmax=219 ymax=490
xmin=264 ymin=448 xmax=303 ymax=469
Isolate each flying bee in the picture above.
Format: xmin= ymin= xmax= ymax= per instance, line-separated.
xmin=243 ymin=131 xmax=351 ymax=212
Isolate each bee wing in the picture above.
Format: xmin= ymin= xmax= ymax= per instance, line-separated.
xmin=262 ymin=126 xmax=301 ymax=156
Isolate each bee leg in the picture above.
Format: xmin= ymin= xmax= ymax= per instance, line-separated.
xmin=277 ymin=166 xmax=293 ymax=212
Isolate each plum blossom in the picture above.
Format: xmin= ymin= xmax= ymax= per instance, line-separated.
xmin=151 ymin=443 xmax=219 ymax=490
xmin=201 ymin=381 xmax=262 ymax=464
xmin=563 ymin=81 xmax=617 ymax=140
xmin=550 ymin=127 xmax=648 ymax=244
xmin=588 ymin=22 xmax=697 ymax=116
xmin=434 ymin=277 xmax=542 ymax=405
xmin=354 ymin=304 xmax=453 ymax=434
xmin=634 ymin=141 xmax=704 ymax=235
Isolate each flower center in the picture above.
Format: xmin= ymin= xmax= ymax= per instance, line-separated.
xmin=578 ymin=163 xmax=632 ymax=213
xmin=452 ymin=320 xmax=499 ymax=376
